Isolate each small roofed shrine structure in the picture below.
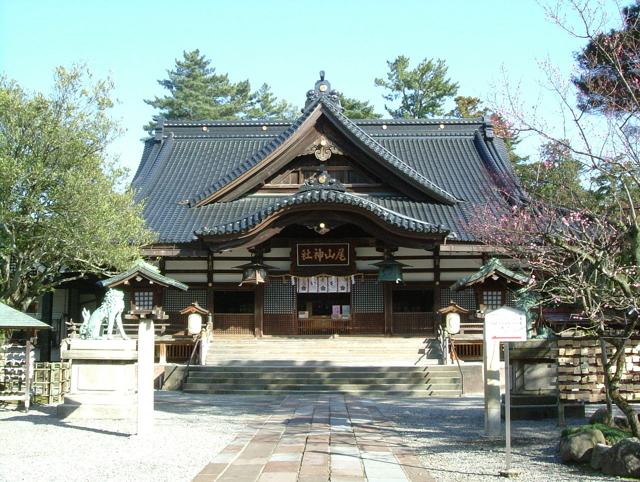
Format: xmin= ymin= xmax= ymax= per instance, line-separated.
xmin=129 ymin=73 xmax=528 ymax=349
xmin=97 ymin=260 xmax=199 ymax=362
xmin=0 ymin=303 xmax=51 ymax=409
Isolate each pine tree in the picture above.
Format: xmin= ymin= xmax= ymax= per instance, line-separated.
xmin=374 ymin=55 xmax=458 ymax=118
xmin=244 ymin=83 xmax=298 ymax=121
xmin=144 ymin=50 xmax=298 ymax=132
xmin=573 ymin=1 xmax=640 ymax=114
xmin=338 ymin=94 xmax=382 ymax=119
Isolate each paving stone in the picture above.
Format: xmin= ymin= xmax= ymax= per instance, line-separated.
xmin=190 ymin=394 xmax=433 ymax=482
xmin=196 ymin=463 xmax=228 ymax=476
xmin=216 ymin=463 xmax=264 ymax=482
xmin=257 ymin=473 xmax=298 ymax=482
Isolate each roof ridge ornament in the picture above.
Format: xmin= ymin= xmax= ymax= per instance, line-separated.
xmin=298 ymin=165 xmax=346 ymax=193
xmin=305 ymin=70 xmax=342 ymax=110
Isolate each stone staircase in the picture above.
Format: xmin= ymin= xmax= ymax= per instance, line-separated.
xmin=183 ymin=336 xmax=463 ymax=397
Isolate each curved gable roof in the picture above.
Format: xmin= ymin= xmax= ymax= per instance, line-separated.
xmin=188 ymin=97 xmax=459 ymax=207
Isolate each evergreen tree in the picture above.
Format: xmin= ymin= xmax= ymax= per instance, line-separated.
xmin=244 ymin=83 xmax=298 ymax=121
xmin=448 ymin=96 xmax=488 ymax=118
xmin=0 ymin=67 xmax=154 ymax=310
xmin=144 ymin=50 xmax=298 ymax=132
xmin=374 ymin=55 xmax=458 ymax=118
xmin=519 ymin=140 xmax=589 ymax=207
xmin=573 ymin=1 xmax=640 ymax=114
xmin=338 ymin=94 xmax=382 ymax=119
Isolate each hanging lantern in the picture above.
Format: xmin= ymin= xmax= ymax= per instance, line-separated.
xmin=234 ymin=255 xmax=275 ymax=286
xmin=373 ymin=253 xmax=407 ymax=284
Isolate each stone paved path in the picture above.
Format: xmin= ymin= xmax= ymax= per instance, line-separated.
xmin=193 ymin=395 xmax=434 ymax=482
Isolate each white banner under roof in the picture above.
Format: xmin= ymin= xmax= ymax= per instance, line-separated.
xmin=294 ymin=276 xmax=352 ymax=293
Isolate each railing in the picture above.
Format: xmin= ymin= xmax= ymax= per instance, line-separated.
xmin=213 ymin=313 xmax=254 ymax=335
xmin=453 ymin=341 xmax=483 ymax=360
xmin=182 ymin=333 xmax=203 ymax=389
xmin=449 ymin=337 xmax=464 ymax=396
xmin=298 ymin=317 xmax=352 ymax=335
xmin=458 ymin=322 xmax=484 ymax=335
xmin=264 ymin=314 xmax=297 ymax=335
xmin=351 ymin=313 xmax=385 ymax=334
xmin=393 ymin=312 xmax=439 ymax=334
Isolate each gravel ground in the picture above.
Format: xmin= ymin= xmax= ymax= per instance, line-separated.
xmin=0 ymin=392 xmax=629 ymax=481
xmin=376 ymin=397 xmax=622 ymax=482
xmin=0 ymin=392 xmax=278 ymax=482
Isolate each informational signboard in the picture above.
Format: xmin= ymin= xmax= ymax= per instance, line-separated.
xmin=484 ymin=306 xmax=527 ymax=342
xmin=482 ymin=305 xmax=527 ymax=474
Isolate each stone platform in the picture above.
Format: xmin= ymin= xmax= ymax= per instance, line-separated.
xmin=57 ymin=339 xmax=138 ymax=420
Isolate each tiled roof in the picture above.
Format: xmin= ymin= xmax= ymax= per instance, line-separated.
xmin=133 ymin=100 xmax=525 ymax=244
xmin=0 ymin=303 xmax=51 ymax=330
xmin=450 ymin=258 xmax=530 ymax=291
xmin=99 ymin=260 xmax=189 ymax=290
xmin=189 ymin=97 xmax=459 ymax=206
xmin=198 ymin=189 xmax=449 ymax=236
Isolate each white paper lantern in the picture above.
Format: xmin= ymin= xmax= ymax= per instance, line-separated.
xmin=187 ymin=313 xmax=203 ymax=335
xmin=445 ymin=312 xmax=461 ymax=335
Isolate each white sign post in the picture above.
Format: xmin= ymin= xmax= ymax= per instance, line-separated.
xmin=484 ymin=307 xmax=527 ymax=476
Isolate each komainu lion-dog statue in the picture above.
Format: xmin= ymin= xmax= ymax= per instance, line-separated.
xmin=79 ymin=289 xmax=129 ymax=340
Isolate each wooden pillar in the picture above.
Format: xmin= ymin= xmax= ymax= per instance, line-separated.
xmin=40 ymin=292 xmax=53 ymax=362
xmin=207 ymin=252 xmax=214 ymax=328
xmin=23 ymin=336 xmax=32 ymax=412
xmin=383 ymin=283 xmax=393 ymax=336
xmin=255 ymin=284 xmax=264 ymax=338
xmin=433 ymin=245 xmax=441 ymax=309
xmin=158 ymin=343 xmax=167 ymax=364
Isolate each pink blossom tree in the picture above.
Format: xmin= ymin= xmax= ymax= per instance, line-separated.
xmin=473 ymin=0 xmax=640 ymax=435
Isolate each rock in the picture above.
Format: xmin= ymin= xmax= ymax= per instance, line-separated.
xmin=589 ymin=407 xmax=610 ymax=425
xmin=601 ymin=437 xmax=640 ymax=478
xmin=559 ymin=428 xmax=606 ymax=464
xmin=590 ymin=443 xmax=611 ymax=470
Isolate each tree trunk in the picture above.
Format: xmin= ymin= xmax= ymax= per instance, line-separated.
xmin=610 ymin=385 xmax=640 ymax=437
xmin=609 ymin=340 xmax=640 ymax=437
xmin=599 ymin=338 xmax=614 ymax=425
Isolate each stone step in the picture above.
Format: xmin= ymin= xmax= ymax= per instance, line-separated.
xmin=189 ymin=372 xmax=460 ymax=383
xmin=182 ymin=388 xmax=462 ymax=397
xmin=189 ymin=365 xmax=458 ymax=373
xmin=184 ymin=381 xmax=460 ymax=391
xmin=186 ymin=377 xmax=461 ymax=387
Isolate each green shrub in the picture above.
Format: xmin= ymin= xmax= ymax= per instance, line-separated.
xmin=562 ymin=423 xmax=631 ymax=445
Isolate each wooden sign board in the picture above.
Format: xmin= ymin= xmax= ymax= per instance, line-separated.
xmin=292 ymin=243 xmax=354 ymax=275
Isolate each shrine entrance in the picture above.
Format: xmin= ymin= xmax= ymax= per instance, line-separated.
xmin=297 ymin=291 xmax=351 ymax=335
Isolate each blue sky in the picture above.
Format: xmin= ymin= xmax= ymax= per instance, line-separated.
xmin=1 ymin=0 xmax=597 ymax=175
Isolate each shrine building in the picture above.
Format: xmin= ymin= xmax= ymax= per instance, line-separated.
xmin=131 ymin=73 xmax=525 ymax=350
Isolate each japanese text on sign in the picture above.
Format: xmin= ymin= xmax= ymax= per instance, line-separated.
xmin=296 ymin=243 xmax=350 ymax=266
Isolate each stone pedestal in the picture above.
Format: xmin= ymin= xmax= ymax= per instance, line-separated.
xmin=483 ymin=332 xmax=502 ymax=437
xmin=57 ymin=339 xmax=137 ymax=420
